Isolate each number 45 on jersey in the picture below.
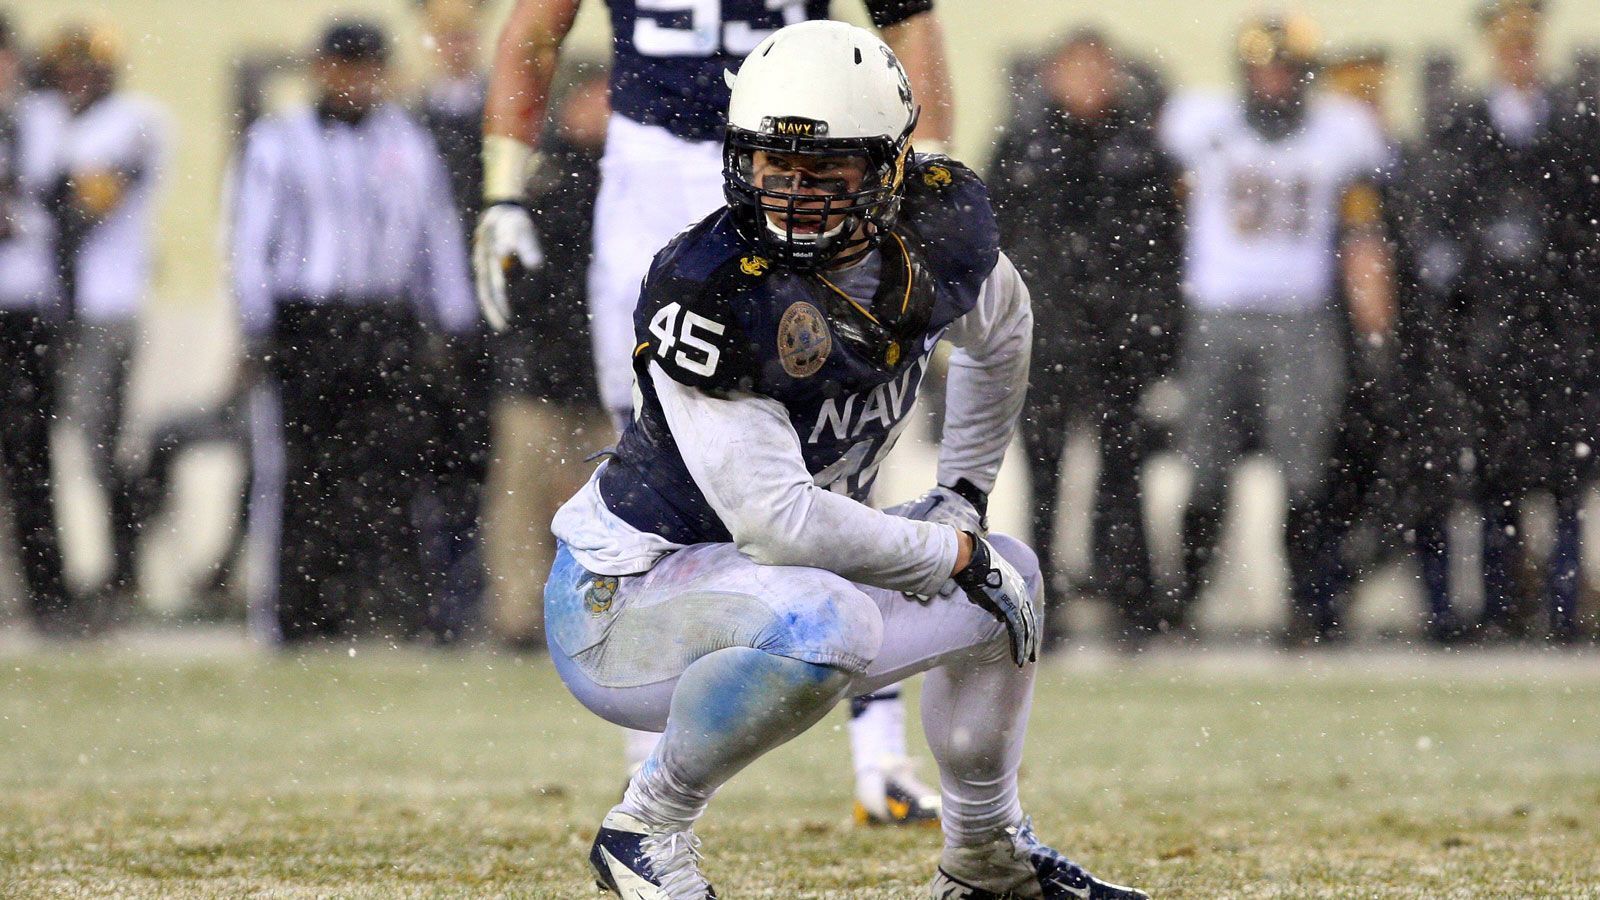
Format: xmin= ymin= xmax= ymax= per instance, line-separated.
xmin=650 ymin=301 xmax=726 ymax=378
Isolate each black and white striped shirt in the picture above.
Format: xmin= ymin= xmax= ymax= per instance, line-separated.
xmin=227 ymin=102 xmax=475 ymax=335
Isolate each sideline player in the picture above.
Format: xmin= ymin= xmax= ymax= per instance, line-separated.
xmin=547 ymin=22 xmax=1148 ymax=899
xmin=1160 ymin=14 xmax=1394 ymax=643
xmin=474 ymin=0 xmax=954 ymax=824
xmin=43 ymin=23 xmax=169 ymax=618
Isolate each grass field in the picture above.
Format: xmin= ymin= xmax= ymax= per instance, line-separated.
xmin=3 ymin=636 xmax=1599 ymax=898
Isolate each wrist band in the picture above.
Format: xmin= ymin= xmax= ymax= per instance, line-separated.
xmin=483 ymin=134 xmax=541 ymax=203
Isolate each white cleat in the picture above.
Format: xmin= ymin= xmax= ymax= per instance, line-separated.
xmin=854 ymin=755 xmax=942 ymax=827
xmin=930 ymin=817 xmax=1148 ymax=899
xmin=589 ymin=809 xmax=717 ymax=899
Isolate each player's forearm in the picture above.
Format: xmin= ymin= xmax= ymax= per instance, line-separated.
xmin=879 ymin=13 xmax=953 ymax=146
xmin=1343 ymin=231 xmax=1396 ymax=341
xmin=482 ymin=0 xmax=580 ymax=197
xmin=739 ymin=477 xmax=961 ymax=595
xmin=938 ymin=254 xmax=1032 ymax=492
xmin=651 ymin=364 xmax=959 ymax=596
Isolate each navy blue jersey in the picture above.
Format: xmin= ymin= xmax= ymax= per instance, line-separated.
xmin=606 ymin=0 xmax=832 ymax=142
xmin=598 ymin=156 xmax=1000 ymax=545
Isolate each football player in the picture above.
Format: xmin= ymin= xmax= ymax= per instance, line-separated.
xmin=475 ymin=0 xmax=954 ymax=824
xmin=546 ymin=22 xmax=1147 ymax=899
xmin=1160 ymin=13 xmax=1395 ymax=643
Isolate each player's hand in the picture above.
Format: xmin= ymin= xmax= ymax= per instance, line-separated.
xmin=472 ymin=201 xmax=543 ymax=332
xmin=883 ymin=484 xmax=985 ymax=536
xmin=885 ymin=483 xmax=987 ymax=602
xmin=952 ymin=533 xmax=1039 ymax=667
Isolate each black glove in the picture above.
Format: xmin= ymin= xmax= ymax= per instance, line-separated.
xmin=951 ymin=533 xmax=1039 ymax=667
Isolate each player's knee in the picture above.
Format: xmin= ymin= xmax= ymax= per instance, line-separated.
xmin=753 ymin=575 xmax=883 ymax=676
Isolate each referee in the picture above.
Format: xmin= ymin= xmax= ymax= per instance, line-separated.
xmin=228 ymin=20 xmax=477 ymax=644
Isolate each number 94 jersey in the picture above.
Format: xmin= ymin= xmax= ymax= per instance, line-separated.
xmin=597 ymin=156 xmax=999 ymax=547
xmin=608 ymin=0 xmax=830 ymax=142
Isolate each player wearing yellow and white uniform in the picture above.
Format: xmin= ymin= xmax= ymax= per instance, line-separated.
xmin=1160 ymin=14 xmax=1395 ymax=642
xmin=42 ymin=24 xmax=170 ymax=612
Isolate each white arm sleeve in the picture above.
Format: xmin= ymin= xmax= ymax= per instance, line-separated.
xmin=936 ymin=251 xmax=1033 ymax=493
xmin=650 ymin=361 xmax=960 ymax=596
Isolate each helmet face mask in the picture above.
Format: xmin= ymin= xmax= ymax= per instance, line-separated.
xmin=723 ymin=123 xmax=911 ymax=270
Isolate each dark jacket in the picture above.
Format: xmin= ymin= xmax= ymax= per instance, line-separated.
xmin=1431 ymin=87 xmax=1599 ymax=490
xmin=1438 ymin=91 xmax=1593 ymax=367
xmin=415 ymin=76 xmax=487 ymax=240
xmin=496 ymin=139 xmax=603 ymax=405
xmin=987 ymin=103 xmax=1182 ymax=387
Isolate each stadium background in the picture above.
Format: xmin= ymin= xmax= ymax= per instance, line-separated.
xmin=7 ymin=0 xmax=1599 ymax=310
xmin=1 ymin=0 xmax=1598 ymax=628
xmin=4 ymin=4 xmax=1600 ymax=896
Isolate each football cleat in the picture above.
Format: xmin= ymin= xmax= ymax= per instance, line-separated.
xmin=929 ymin=818 xmax=1147 ymax=899
xmin=854 ymin=756 xmax=942 ymax=827
xmin=589 ymin=809 xmax=718 ymax=899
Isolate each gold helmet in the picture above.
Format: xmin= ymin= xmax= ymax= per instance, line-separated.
xmin=417 ymin=0 xmax=484 ymax=33
xmin=43 ymin=21 xmax=123 ymax=74
xmin=1236 ymin=12 xmax=1322 ymax=73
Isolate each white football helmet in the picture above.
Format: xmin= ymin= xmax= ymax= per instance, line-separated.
xmin=722 ymin=20 xmax=918 ymax=269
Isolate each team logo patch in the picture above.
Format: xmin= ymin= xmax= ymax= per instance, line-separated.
xmin=740 ymin=255 xmax=770 ymax=276
xmin=885 ymin=343 xmax=901 ymax=367
xmin=761 ymin=115 xmax=829 ymax=138
xmin=584 ymin=576 xmax=618 ymax=616
xmin=922 ymin=165 xmax=953 ymax=188
xmin=778 ymin=301 xmax=831 ymax=378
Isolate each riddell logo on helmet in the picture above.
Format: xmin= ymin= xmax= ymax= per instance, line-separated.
xmin=762 ymin=116 xmax=830 ymax=137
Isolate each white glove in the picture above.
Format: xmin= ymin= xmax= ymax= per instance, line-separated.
xmin=952 ymin=534 xmax=1039 ymax=667
xmin=882 ymin=484 xmax=985 ymax=536
xmin=472 ymin=202 xmax=544 ymax=332
xmin=884 ymin=483 xmax=987 ymax=602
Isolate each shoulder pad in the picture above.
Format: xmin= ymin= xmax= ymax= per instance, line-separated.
xmin=635 ymin=211 xmax=769 ymax=394
xmin=897 ymin=155 xmax=1000 ymax=300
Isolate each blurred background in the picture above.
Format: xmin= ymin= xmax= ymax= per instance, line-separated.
xmin=1 ymin=0 xmax=1599 ymax=643
xmin=8 ymin=0 xmax=1597 ymax=310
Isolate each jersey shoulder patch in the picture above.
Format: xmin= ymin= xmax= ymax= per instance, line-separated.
xmin=635 ymin=211 xmax=768 ymax=394
xmin=898 ymin=154 xmax=1000 ymax=320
